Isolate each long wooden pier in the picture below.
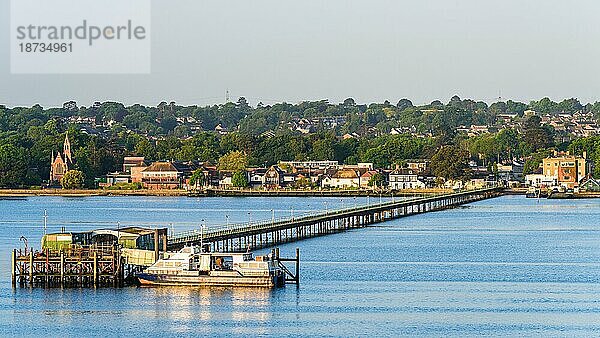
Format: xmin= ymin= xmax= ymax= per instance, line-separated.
xmin=169 ymin=187 xmax=503 ymax=252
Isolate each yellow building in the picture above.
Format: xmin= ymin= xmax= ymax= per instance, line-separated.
xmin=542 ymin=151 xmax=590 ymax=188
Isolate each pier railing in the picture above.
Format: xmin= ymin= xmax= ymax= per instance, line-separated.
xmin=168 ymin=187 xmax=503 ymax=250
xmin=169 ymin=195 xmax=421 ymax=242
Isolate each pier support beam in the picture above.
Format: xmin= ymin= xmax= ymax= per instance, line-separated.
xmin=29 ymin=251 xmax=33 ymax=286
xmin=93 ymin=254 xmax=98 ymax=286
xmin=11 ymin=249 xmax=16 ymax=287
xmin=60 ymin=252 xmax=64 ymax=286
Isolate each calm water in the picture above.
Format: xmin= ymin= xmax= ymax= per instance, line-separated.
xmin=1 ymin=195 xmax=600 ymax=336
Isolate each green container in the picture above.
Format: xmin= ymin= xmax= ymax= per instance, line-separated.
xmin=41 ymin=234 xmax=72 ymax=251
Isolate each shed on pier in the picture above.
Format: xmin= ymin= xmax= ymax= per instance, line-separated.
xmin=41 ymin=227 xmax=167 ymax=251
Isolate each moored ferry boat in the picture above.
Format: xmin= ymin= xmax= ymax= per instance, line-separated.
xmin=136 ymin=246 xmax=285 ymax=287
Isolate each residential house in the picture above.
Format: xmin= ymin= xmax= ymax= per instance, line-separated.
xmin=579 ymin=176 xmax=600 ymax=192
xmin=321 ymin=168 xmax=361 ymax=189
xmin=496 ymin=161 xmax=524 ymax=186
xmin=388 ymin=168 xmax=426 ymax=190
xmin=248 ymin=168 xmax=267 ymax=189
xmin=342 ymin=132 xmax=360 ymax=140
xmin=279 ymin=160 xmax=339 ymax=172
xmin=123 ymin=157 xmax=146 ymax=174
xmin=263 ymin=165 xmax=296 ymax=189
xmin=219 ymin=172 xmax=234 ymax=188
xmin=98 ymin=172 xmax=131 ymax=187
xmin=141 ymin=161 xmax=186 ymax=189
xmin=359 ymin=170 xmax=380 ymax=189
xmin=404 ymin=160 xmax=431 ymax=174
xmin=214 ymin=124 xmax=228 ymax=135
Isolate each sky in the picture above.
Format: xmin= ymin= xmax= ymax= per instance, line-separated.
xmin=1 ymin=0 xmax=600 ymax=108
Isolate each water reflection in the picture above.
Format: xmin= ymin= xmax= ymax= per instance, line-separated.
xmin=140 ymin=286 xmax=273 ymax=332
xmin=4 ymin=196 xmax=600 ymax=336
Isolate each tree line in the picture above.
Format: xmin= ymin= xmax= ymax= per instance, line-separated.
xmin=1 ymin=96 xmax=600 ymax=188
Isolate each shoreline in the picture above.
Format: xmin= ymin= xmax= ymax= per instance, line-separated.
xmin=0 ymin=188 xmax=453 ymax=198
xmin=3 ymin=188 xmax=599 ymax=198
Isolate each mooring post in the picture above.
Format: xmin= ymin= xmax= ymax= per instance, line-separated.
xmin=45 ymin=248 xmax=49 ymax=286
xmin=28 ymin=251 xmax=33 ymax=286
xmin=93 ymin=253 xmax=98 ymax=286
xmin=154 ymin=229 xmax=160 ymax=262
xmin=295 ymin=247 xmax=300 ymax=284
xmin=60 ymin=251 xmax=64 ymax=286
xmin=11 ymin=249 xmax=16 ymax=287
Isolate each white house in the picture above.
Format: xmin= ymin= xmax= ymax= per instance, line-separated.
xmin=525 ymin=174 xmax=556 ymax=187
xmin=321 ymin=169 xmax=360 ymax=189
xmin=388 ymin=169 xmax=426 ymax=190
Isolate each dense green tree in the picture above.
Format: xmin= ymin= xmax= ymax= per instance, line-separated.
xmin=231 ymin=171 xmax=248 ymax=188
xmin=431 ymin=145 xmax=471 ymax=182
xmin=523 ymin=149 xmax=552 ymax=174
xmin=529 ymin=97 xmax=558 ymax=114
xmin=368 ymin=173 xmax=385 ymax=188
xmin=218 ymin=151 xmax=248 ymax=172
xmin=189 ymin=169 xmax=205 ymax=190
xmin=0 ymin=143 xmax=28 ymax=188
xmin=311 ymin=138 xmax=336 ymax=161
xmin=60 ymin=170 xmax=85 ymax=189
xmin=522 ymin=116 xmax=554 ymax=153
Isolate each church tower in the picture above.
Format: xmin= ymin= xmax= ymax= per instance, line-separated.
xmin=49 ymin=132 xmax=74 ymax=184
xmin=63 ymin=132 xmax=72 ymax=164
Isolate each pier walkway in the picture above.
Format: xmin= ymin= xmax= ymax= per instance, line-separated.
xmin=168 ymin=187 xmax=503 ymax=252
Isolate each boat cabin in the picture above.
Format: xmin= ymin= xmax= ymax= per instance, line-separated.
xmin=146 ymin=246 xmax=273 ymax=277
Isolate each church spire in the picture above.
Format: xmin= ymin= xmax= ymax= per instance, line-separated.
xmin=63 ymin=132 xmax=72 ymax=164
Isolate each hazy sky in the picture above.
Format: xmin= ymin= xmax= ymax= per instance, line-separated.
xmin=1 ymin=0 xmax=600 ymax=107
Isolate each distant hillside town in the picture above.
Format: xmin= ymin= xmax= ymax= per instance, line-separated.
xmin=2 ymin=96 xmax=600 ymax=191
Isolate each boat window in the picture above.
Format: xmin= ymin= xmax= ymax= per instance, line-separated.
xmin=213 ymin=256 xmax=233 ymax=270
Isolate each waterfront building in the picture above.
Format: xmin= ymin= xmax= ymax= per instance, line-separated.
xmin=123 ymin=157 xmax=146 ymax=174
xmin=497 ymin=161 xmax=524 ymax=187
xmin=321 ymin=168 xmax=361 ymax=189
xmin=542 ymin=151 xmax=591 ymax=188
xmin=525 ymin=173 xmax=556 ymax=188
xmin=359 ymin=170 xmax=381 ymax=188
xmin=49 ymin=132 xmax=74 ymax=184
xmin=98 ymin=172 xmax=131 ymax=187
xmin=388 ymin=168 xmax=426 ymax=190
xmin=279 ymin=160 xmax=339 ymax=171
xmin=141 ymin=161 xmax=189 ymax=189
xmin=263 ymin=165 xmax=297 ymax=189
xmin=404 ymin=159 xmax=431 ymax=174
xmin=219 ymin=172 xmax=233 ymax=188
xmin=578 ymin=176 xmax=600 ymax=192
xmin=247 ymin=168 xmax=267 ymax=189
